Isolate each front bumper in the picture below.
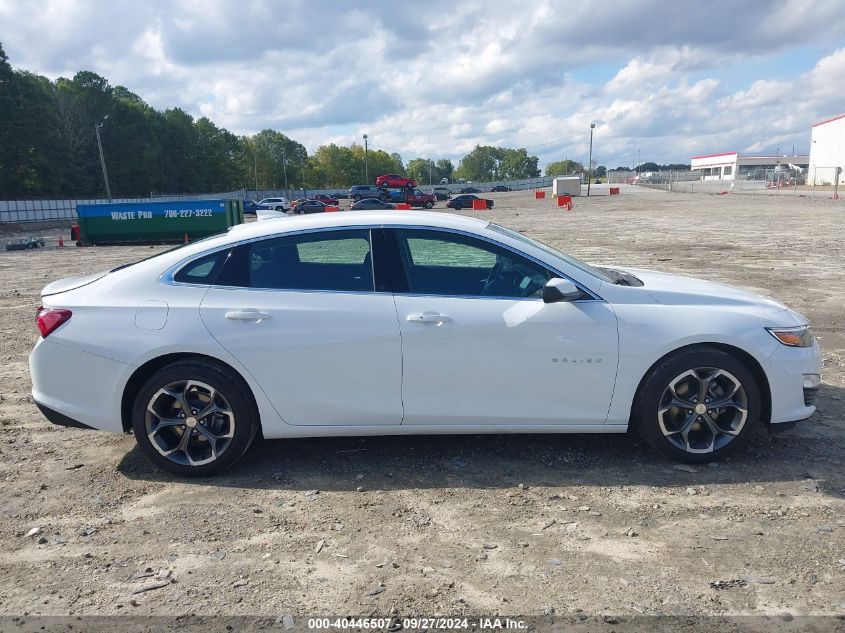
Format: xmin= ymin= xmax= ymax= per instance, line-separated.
xmin=763 ymin=339 xmax=822 ymax=425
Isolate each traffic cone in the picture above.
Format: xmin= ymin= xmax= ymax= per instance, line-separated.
xmin=58 ymin=237 xmax=64 ymax=247
xmin=184 ymin=232 xmax=190 ymax=244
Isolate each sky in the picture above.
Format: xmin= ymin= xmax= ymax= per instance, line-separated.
xmin=2 ymin=0 xmax=844 ymax=169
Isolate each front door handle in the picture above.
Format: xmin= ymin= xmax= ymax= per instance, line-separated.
xmin=406 ymin=312 xmax=452 ymax=324
xmin=225 ymin=309 xmax=271 ymax=322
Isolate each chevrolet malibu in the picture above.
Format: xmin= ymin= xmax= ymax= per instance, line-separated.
xmin=30 ymin=212 xmax=821 ymax=476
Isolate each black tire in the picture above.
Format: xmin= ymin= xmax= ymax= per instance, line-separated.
xmin=424 ymin=201 xmax=433 ymax=209
xmin=453 ymin=204 xmax=461 ymax=210
xmin=131 ymin=360 xmax=259 ymax=477
xmin=297 ymin=208 xmax=306 ymax=215
xmin=274 ymin=206 xmax=283 ymax=211
xmin=632 ymin=346 xmax=761 ymax=463
xmin=354 ymin=195 xmax=362 ymax=201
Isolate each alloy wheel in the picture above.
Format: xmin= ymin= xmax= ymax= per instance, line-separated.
xmin=145 ymin=380 xmax=236 ymax=466
xmin=657 ymin=367 xmax=748 ymax=453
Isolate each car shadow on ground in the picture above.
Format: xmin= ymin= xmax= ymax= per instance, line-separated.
xmin=116 ymin=384 xmax=845 ymax=498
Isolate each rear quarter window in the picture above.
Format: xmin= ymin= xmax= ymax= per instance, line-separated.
xmin=173 ymin=249 xmax=229 ymax=284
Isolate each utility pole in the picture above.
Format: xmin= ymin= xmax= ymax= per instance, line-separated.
xmin=363 ymin=133 xmax=369 ymax=183
xmin=587 ymin=123 xmax=595 ymax=197
xmin=253 ymin=149 xmax=258 ymax=191
xmin=429 ymin=159 xmax=432 ymax=186
xmin=281 ymin=145 xmax=288 ymax=191
xmin=94 ymin=116 xmax=112 ymax=201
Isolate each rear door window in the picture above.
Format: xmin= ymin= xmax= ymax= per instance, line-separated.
xmin=244 ymin=229 xmax=374 ymax=292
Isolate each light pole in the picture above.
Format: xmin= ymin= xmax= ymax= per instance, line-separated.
xmin=363 ymin=134 xmax=369 ymax=183
xmin=586 ymin=123 xmax=595 ymax=197
xmin=94 ymin=115 xmax=112 ymax=201
xmin=428 ymin=159 xmax=432 ymax=186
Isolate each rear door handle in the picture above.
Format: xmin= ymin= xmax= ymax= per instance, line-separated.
xmin=406 ymin=312 xmax=452 ymax=324
xmin=225 ymin=309 xmax=271 ymax=322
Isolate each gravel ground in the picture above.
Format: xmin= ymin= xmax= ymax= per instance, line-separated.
xmin=0 ymin=185 xmax=843 ymax=622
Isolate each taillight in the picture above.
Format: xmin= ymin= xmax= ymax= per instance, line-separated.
xmin=36 ymin=307 xmax=72 ymax=338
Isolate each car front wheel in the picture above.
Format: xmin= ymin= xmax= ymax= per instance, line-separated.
xmin=131 ymin=360 xmax=259 ymax=476
xmin=633 ymin=347 xmax=760 ymax=463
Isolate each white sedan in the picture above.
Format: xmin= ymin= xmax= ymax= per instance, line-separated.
xmin=29 ymin=212 xmax=821 ymax=475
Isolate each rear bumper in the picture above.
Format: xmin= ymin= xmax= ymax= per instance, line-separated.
xmin=29 ymin=338 xmax=131 ymax=433
xmin=34 ymin=400 xmax=95 ymax=430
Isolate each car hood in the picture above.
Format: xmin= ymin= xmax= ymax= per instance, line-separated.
xmin=617 ymin=267 xmax=792 ymax=313
xmin=41 ymin=271 xmax=108 ymax=297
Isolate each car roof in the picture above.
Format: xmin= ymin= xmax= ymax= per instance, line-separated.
xmin=226 ymin=211 xmax=487 ymax=242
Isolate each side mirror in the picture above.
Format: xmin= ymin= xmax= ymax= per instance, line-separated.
xmin=543 ymin=277 xmax=583 ymax=303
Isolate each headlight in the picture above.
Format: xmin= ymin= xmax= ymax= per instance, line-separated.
xmin=766 ymin=325 xmax=815 ymax=347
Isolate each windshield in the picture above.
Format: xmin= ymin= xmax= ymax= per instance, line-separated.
xmin=487 ymin=223 xmax=614 ymax=283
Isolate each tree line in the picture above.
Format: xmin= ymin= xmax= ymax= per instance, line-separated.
xmin=1 ymin=43 xmax=587 ymax=199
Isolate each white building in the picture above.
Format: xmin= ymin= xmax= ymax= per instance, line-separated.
xmin=690 ymin=152 xmax=809 ymax=181
xmin=809 ymin=114 xmax=845 ymax=185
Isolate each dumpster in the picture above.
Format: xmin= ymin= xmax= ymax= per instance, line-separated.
xmin=75 ymin=200 xmax=243 ymax=245
xmin=225 ymin=199 xmax=245 ymax=226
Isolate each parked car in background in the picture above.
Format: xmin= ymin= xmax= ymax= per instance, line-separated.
xmin=314 ymin=193 xmax=339 ymax=205
xmin=29 ymin=211 xmax=820 ymax=475
xmin=242 ymin=200 xmax=260 ymax=214
xmin=350 ymin=198 xmax=396 ymax=210
xmin=405 ymin=189 xmax=436 ymax=209
xmin=349 ymin=185 xmax=391 ymax=201
xmin=376 ymin=174 xmax=416 ymax=188
xmin=490 ymin=185 xmax=511 ymax=192
xmin=295 ymin=200 xmax=331 ymax=214
xmin=460 ymin=187 xmax=481 ymax=194
xmin=446 ymin=194 xmax=493 ymax=210
xmin=439 ymin=177 xmax=449 ymax=184
xmin=257 ymin=197 xmax=291 ymax=211
xmin=432 ymin=187 xmax=450 ymax=200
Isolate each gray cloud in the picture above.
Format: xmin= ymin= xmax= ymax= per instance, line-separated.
xmin=1 ymin=0 xmax=844 ymax=166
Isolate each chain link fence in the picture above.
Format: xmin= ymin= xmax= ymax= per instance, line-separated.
xmin=633 ymin=168 xmax=844 ymax=200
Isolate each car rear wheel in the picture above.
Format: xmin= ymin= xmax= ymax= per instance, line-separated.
xmin=633 ymin=347 xmax=760 ymax=463
xmin=132 ymin=361 xmax=259 ymax=476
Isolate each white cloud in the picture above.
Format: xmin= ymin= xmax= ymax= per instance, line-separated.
xmin=2 ymin=0 xmax=845 ymax=167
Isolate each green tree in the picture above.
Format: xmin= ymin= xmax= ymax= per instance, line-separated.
xmin=406 ymin=158 xmax=432 ymax=184
xmin=545 ymin=159 xmax=583 ymax=176
xmin=0 ymin=64 xmax=66 ymax=198
xmin=251 ymin=129 xmax=307 ymax=190
xmin=456 ymin=146 xmax=540 ymax=182
xmin=435 ymin=159 xmax=453 ymax=182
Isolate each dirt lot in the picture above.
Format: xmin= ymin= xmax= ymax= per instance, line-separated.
xmin=0 ymin=186 xmax=843 ymax=623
